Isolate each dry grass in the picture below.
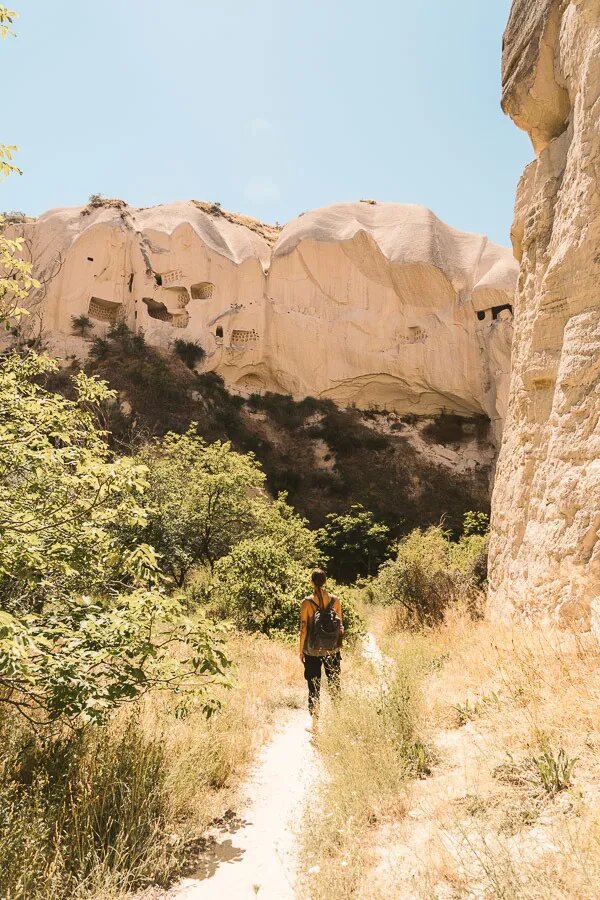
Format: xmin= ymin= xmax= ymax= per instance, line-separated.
xmin=0 ymin=633 xmax=300 ymax=900
xmin=149 ymin=633 xmax=301 ymax=840
xmin=299 ymin=634 xmax=435 ymax=900
xmin=366 ymin=607 xmax=600 ymax=899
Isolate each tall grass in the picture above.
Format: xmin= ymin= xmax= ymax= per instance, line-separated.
xmin=0 ymin=633 xmax=300 ymax=899
xmin=374 ymin=608 xmax=600 ymax=899
xmin=300 ymin=635 xmax=433 ymax=899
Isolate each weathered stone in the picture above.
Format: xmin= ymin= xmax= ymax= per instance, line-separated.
xmin=489 ymin=0 xmax=600 ymax=628
xmin=10 ymin=199 xmax=517 ymax=446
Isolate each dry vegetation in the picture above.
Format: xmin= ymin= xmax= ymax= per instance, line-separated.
xmin=299 ymin=626 xmax=435 ymax=899
xmin=353 ymin=610 xmax=600 ymax=899
xmin=0 ymin=634 xmax=300 ymax=899
xmin=295 ymin=584 xmax=600 ymax=900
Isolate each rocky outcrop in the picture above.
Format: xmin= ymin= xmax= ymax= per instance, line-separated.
xmin=11 ymin=198 xmax=517 ymax=443
xmin=489 ymin=0 xmax=600 ymax=627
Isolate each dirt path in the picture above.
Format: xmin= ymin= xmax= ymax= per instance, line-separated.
xmin=167 ymin=633 xmax=384 ymax=900
xmin=168 ymin=708 xmax=318 ymax=899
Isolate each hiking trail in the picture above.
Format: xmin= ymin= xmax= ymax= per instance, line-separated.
xmin=165 ymin=632 xmax=382 ymax=899
xmin=167 ymin=707 xmax=317 ymax=900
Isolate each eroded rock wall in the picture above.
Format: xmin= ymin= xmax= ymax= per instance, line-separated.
xmin=10 ymin=199 xmax=517 ymax=444
xmin=489 ymin=0 xmax=600 ymax=627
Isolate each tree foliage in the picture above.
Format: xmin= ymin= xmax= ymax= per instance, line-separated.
xmin=136 ymin=427 xmax=265 ymax=585
xmin=320 ymin=503 xmax=391 ymax=582
xmin=0 ymin=354 xmax=230 ymax=724
xmin=251 ymin=492 xmax=323 ymax=564
xmin=0 ymin=12 xmax=39 ymax=325
xmin=374 ymin=518 xmax=488 ymax=627
xmin=212 ymin=536 xmax=307 ymax=636
xmin=71 ymin=313 xmax=93 ymax=337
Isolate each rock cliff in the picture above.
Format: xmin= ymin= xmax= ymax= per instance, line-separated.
xmin=11 ymin=199 xmax=517 ymax=445
xmin=489 ymin=0 xmax=600 ymax=627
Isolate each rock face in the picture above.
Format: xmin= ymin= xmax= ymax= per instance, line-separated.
xmin=12 ymin=198 xmax=517 ymax=442
xmin=489 ymin=0 xmax=600 ymax=627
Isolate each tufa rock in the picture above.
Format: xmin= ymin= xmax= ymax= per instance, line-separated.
xmin=489 ymin=0 xmax=600 ymax=628
xmin=9 ymin=199 xmax=517 ymax=445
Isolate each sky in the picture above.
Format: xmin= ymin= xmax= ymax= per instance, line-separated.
xmin=1 ymin=0 xmax=532 ymax=246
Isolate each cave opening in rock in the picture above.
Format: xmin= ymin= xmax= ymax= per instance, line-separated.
xmin=492 ymin=303 xmax=513 ymax=320
xmin=215 ymin=325 xmax=224 ymax=339
xmin=142 ymin=297 xmax=173 ymax=323
xmin=191 ymin=282 xmax=215 ymax=300
xmin=87 ymin=297 xmax=122 ymax=323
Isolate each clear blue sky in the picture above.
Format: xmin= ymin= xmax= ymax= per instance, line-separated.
xmin=1 ymin=0 xmax=531 ymax=246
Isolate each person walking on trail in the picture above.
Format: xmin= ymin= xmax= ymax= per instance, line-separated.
xmin=299 ymin=569 xmax=344 ymax=727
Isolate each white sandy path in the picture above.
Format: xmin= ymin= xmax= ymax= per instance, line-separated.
xmin=168 ymin=707 xmax=319 ymax=900
xmin=167 ymin=633 xmax=383 ymax=900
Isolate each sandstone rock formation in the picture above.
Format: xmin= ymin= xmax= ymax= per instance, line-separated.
xmin=10 ymin=198 xmax=517 ymax=442
xmin=489 ymin=0 xmax=600 ymax=627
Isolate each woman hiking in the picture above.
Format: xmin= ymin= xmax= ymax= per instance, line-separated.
xmin=299 ymin=569 xmax=344 ymax=728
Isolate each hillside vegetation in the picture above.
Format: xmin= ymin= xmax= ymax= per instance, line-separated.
xmin=50 ymin=322 xmax=493 ymax=539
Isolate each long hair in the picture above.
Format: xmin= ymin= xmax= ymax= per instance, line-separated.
xmin=311 ymin=568 xmax=327 ymax=606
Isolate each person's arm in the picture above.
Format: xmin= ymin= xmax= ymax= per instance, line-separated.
xmin=333 ymin=595 xmax=345 ymax=638
xmin=299 ymin=599 xmax=308 ymax=661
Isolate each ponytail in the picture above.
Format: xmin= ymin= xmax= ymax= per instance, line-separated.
xmin=311 ymin=568 xmax=327 ymax=607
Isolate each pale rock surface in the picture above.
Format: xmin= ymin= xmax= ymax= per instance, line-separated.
xmin=10 ymin=199 xmax=517 ymax=442
xmin=489 ymin=0 xmax=600 ymax=627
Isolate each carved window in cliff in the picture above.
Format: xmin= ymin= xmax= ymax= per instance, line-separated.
xmin=171 ymin=312 xmax=189 ymax=329
xmin=160 ymin=269 xmax=185 ymax=287
xmin=142 ymin=297 xmax=174 ymax=323
xmin=215 ymin=325 xmax=224 ymax=342
xmin=88 ymin=297 xmax=122 ymax=323
xmin=491 ymin=304 xmax=513 ymax=320
xmin=191 ymin=282 xmax=214 ymax=300
xmin=230 ymin=329 xmax=259 ymax=347
xmin=172 ymin=289 xmax=190 ymax=309
xmin=476 ymin=304 xmax=513 ymax=322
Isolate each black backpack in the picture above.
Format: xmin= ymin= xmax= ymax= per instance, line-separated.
xmin=306 ymin=595 xmax=342 ymax=656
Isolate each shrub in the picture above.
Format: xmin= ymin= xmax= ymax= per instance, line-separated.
xmin=135 ymin=427 xmax=265 ymax=585
xmin=494 ymin=746 xmax=577 ymax=797
xmin=247 ymin=392 xmax=332 ymax=431
xmin=88 ymin=336 xmax=110 ymax=361
xmin=107 ymin=321 xmax=147 ymax=356
xmin=211 ymin=536 xmax=308 ymax=636
xmin=311 ymin=407 xmax=389 ymax=454
xmin=71 ymin=314 xmax=93 ymax=337
xmin=319 ymin=503 xmax=391 ymax=582
xmin=375 ymin=521 xmax=486 ymax=628
xmin=173 ymin=339 xmax=205 ymax=369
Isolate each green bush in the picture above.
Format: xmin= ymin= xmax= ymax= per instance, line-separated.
xmin=319 ymin=503 xmax=391 ymax=582
xmin=211 ymin=536 xmax=307 ymax=636
xmin=173 ymin=339 xmax=205 ymax=369
xmin=375 ymin=516 xmax=488 ymax=628
xmin=70 ymin=314 xmax=93 ymax=338
xmin=135 ymin=427 xmax=265 ymax=585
